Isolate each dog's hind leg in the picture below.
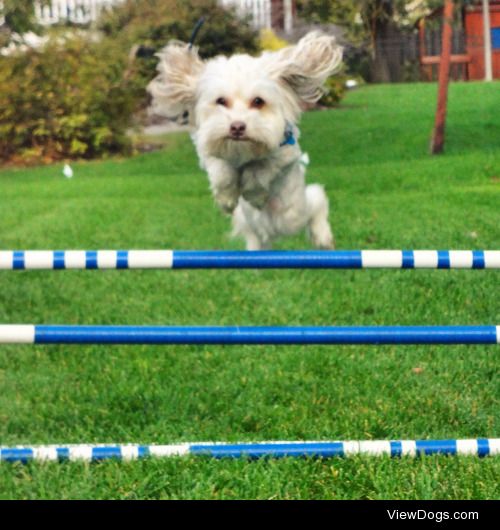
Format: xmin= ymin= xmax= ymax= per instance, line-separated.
xmin=237 ymin=223 xmax=270 ymax=251
xmin=305 ymin=184 xmax=335 ymax=249
xmin=245 ymin=233 xmax=270 ymax=251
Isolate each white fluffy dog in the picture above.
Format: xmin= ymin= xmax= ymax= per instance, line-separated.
xmin=148 ymin=32 xmax=343 ymax=250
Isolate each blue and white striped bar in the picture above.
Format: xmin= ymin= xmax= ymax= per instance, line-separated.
xmin=1 ymin=250 xmax=500 ymax=270
xmin=0 ymin=325 xmax=498 ymax=345
xmin=1 ymin=439 xmax=499 ymax=463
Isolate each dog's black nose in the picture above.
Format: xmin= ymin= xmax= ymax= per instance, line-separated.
xmin=230 ymin=121 xmax=246 ymax=138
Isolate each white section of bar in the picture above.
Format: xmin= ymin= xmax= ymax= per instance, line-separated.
xmin=456 ymin=439 xmax=478 ymax=455
xmin=361 ymin=251 xmax=402 ymax=268
xmin=484 ymin=251 xmax=500 ymax=268
xmin=24 ymin=251 xmax=53 ymax=270
xmin=32 ymin=447 xmax=59 ymax=461
xmin=0 ymin=251 xmax=13 ymax=269
xmin=69 ymin=446 xmax=93 ymax=461
xmin=128 ymin=251 xmax=173 ymax=269
xmin=0 ymin=325 xmax=35 ymax=344
xmin=449 ymin=251 xmax=474 ymax=269
xmin=64 ymin=251 xmax=86 ymax=269
xmin=496 ymin=326 xmax=500 ymax=344
xmin=120 ymin=445 xmax=139 ymax=461
xmin=97 ymin=251 xmax=118 ymax=269
xmin=148 ymin=444 xmax=190 ymax=457
xmin=489 ymin=439 xmax=500 ymax=455
xmin=342 ymin=441 xmax=359 ymax=455
xmin=400 ymin=440 xmax=417 ymax=457
xmin=359 ymin=441 xmax=391 ymax=456
xmin=413 ymin=251 xmax=438 ymax=268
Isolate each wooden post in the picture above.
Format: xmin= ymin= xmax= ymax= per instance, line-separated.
xmin=483 ymin=0 xmax=493 ymax=81
xmin=430 ymin=0 xmax=454 ymax=155
xmin=418 ymin=18 xmax=430 ymax=81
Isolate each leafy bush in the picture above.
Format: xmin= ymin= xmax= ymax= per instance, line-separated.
xmin=0 ymin=35 xmax=135 ymax=164
xmin=319 ymin=76 xmax=347 ymax=108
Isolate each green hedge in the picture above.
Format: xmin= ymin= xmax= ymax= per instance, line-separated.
xmin=0 ymin=36 xmax=135 ymax=164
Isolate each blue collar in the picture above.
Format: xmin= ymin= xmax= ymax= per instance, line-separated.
xmin=280 ymin=123 xmax=296 ymax=147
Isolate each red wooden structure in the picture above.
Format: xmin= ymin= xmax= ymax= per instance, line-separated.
xmin=418 ymin=0 xmax=500 ymax=81
xmin=465 ymin=1 xmax=500 ymax=79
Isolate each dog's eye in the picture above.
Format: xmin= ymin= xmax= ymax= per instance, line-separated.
xmin=251 ymin=97 xmax=265 ymax=109
xmin=216 ymin=97 xmax=228 ymax=107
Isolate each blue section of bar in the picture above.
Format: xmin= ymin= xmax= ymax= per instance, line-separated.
xmin=117 ymin=251 xmax=129 ymax=269
xmin=416 ymin=439 xmax=457 ymax=455
xmin=390 ymin=441 xmax=403 ymax=457
xmin=13 ymin=251 xmax=25 ymax=270
xmin=57 ymin=448 xmax=70 ymax=460
xmin=477 ymin=439 xmax=490 ymax=457
xmin=190 ymin=442 xmax=345 ymax=459
xmin=173 ymin=250 xmax=363 ymax=269
xmin=437 ymin=250 xmax=450 ymax=269
xmin=33 ymin=325 xmax=499 ymax=345
xmin=92 ymin=447 xmax=122 ymax=460
xmin=472 ymin=251 xmax=485 ymax=269
xmin=85 ymin=251 xmax=98 ymax=270
xmin=1 ymin=448 xmax=33 ymax=462
xmin=402 ymin=251 xmax=414 ymax=269
xmin=53 ymin=251 xmax=65 ymax=270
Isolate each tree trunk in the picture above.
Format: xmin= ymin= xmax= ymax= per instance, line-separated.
xmin=371 ymin=20 xmax=402 ymax=83
xmin=366 ymin=0 xmax=399 ymax=83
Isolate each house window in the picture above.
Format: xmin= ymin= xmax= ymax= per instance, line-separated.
xmin=492 ymin=28 xmax=500 ymax=50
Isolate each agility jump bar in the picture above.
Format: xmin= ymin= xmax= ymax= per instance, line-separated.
xmin=1 ymin=250 xmax=500 ymax=270
xmin=1 ymin=439 xmax=499 ymax=463
xmin=1 ymin=325 xmax=498 ymax=345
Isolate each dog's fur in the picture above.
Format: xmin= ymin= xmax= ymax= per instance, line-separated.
xmin=148 ymin=32 xmax=343 ymax=250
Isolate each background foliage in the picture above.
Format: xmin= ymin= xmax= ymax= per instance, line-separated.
xmin=0 ymin=35 xmax=135 ymax=164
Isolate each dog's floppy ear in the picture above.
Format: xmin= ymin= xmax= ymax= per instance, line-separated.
xmin=270 ymin=32 xmax=343 ymax=105
xmin=147 ymin=41 xmax=204 ymax=120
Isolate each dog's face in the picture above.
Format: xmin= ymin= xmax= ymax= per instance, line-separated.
xmin=193 ymin=54 xmax=292 ymax=162
xmin=148 ymin=32 xmax=343 ymax=162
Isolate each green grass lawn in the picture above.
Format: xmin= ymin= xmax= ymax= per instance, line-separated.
xmin=0 ymin=82 xmax=499 ymax=500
